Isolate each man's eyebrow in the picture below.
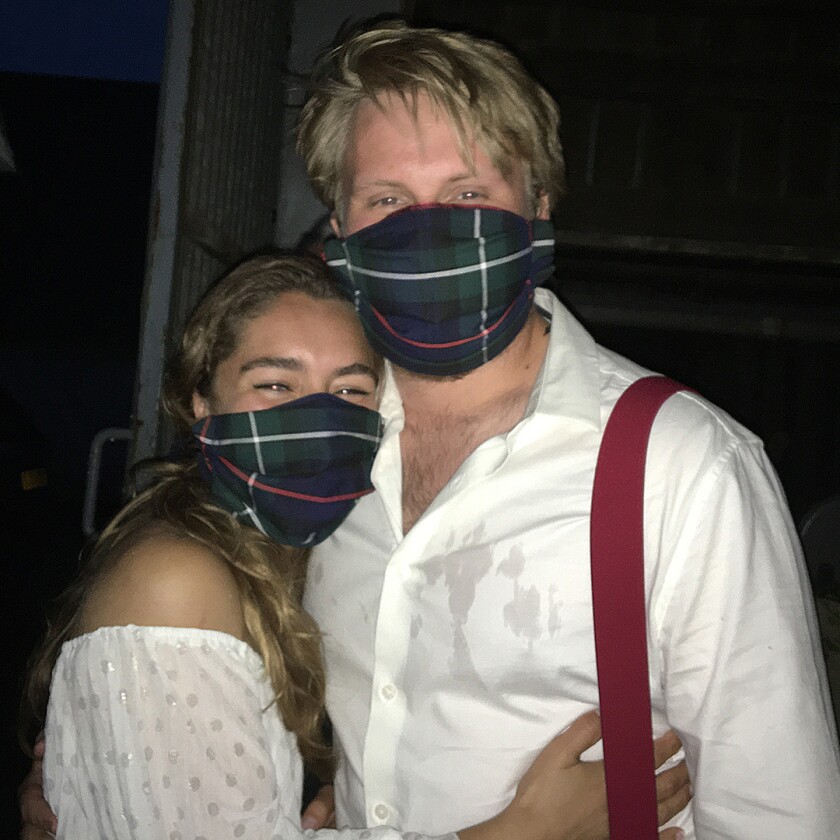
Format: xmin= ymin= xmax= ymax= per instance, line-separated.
xmin=357 ymin=171 xmax=485 ymax=189
xmin=354 ymin=178 xmax=406 ymax=190
xmin=446 ymin=171 xmax=482 ymax=182
xmin=239 ymin=356 xmax=302 ymax=374
xmin=335 ymin=362 xmax=379 ymax=383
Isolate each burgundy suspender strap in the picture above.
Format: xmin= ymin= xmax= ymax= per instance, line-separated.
xmin=590 ymin=375 xmax=688 ymax=839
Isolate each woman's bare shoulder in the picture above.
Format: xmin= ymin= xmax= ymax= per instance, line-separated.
xmin=78 ymin=528 xmax=246 ymax=640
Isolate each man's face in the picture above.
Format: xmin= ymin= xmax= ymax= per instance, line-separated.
xmin=334 ymin=91 xmax=550 ymax=236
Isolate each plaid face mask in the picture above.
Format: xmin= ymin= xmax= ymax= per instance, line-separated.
xmin=192 ymin=393 xmax=383 ymax=547
xmin=324 ymin=204 xmax=555 ymax=376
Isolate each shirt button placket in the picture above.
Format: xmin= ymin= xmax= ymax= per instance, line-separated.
xmin=363 ymin=548 xmax=415 ymax=830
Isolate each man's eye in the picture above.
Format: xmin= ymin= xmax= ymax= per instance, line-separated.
xmin=456 ymin=191 xmax=484 ymax=201
xmin=371 ymin=196 xmax=399 ymax=207
xmin=336 ymin=386 xmax=369 ymax=396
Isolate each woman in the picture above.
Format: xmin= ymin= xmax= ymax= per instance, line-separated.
xmin=21 ymin=253 xmax=689 ymax=839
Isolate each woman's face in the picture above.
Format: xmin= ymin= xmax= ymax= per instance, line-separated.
xmin=192 ymin=291 xmax=380 ymax=419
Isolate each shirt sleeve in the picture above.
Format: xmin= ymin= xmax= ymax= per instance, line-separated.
xmin=649 ymin=402 xmax=840 ymax=838
xmin=44 ymin=626 xmax=458 ymax=840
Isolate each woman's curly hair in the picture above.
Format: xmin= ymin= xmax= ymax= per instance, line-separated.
xmin=20 ymin=253 xmax=356 ymax=779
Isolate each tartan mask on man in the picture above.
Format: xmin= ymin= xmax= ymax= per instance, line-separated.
xmin=192 ymin=393 xmax=383 ymax=547
xmin=325 ymin=204 xmax=555 ymax=376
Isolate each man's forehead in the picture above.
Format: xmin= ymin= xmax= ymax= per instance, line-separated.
xmin=352 ymin=89 xmax=465 ymax=132
xmin=348 ymin=89 xmax=493 ymax=174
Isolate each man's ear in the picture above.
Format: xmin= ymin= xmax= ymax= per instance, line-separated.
xmin=535 ymin=190 xmax=550 ymax=221
xmin=192 ymin=391 xmax=211 ymax=421
xmin=330 ymin=214 xmax=343 ymax=238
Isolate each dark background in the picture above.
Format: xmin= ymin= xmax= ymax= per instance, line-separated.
xmin=0 ymin=72 xmax=159 ymax=821
xmin=0 ymin=0 xmax=167 ymax=824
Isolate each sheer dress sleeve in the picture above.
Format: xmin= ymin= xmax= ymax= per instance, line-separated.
xmin=44 ymin=625 xmax=457 ymax=840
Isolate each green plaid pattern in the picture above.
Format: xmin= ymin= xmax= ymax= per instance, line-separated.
xmin=193 ymin=393 xmax=382 ymax=547
xmin=325 ymin=204 xmax=555 ymax=375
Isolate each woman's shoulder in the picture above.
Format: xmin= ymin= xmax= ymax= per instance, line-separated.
xmin=78 ymin=526 xmax=246 ymax=641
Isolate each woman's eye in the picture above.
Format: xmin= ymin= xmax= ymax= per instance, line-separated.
xmin=335 ymin=386 xmax=369 ymax=396
xmin=456 ymin=190 xmax=484 ymax=201
xmin=254 ymin=382 xmax=290 ymax=393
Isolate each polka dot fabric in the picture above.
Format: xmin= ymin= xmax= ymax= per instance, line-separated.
xmin=44 ymin=626 xmax=456 ymax=839
xmin=45 ymin=626 xmax=301 ymax=838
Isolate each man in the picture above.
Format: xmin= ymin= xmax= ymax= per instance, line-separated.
xmin=297 ymin=20 xmax=840 ymax=838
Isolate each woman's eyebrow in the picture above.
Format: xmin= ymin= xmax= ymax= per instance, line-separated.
xmin=335 ymin=362 xmax=379 ymax=383
xmin=239 ymin=356 xmax=302 ymax=374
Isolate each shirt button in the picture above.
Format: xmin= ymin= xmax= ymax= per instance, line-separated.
xmin=373 ymin=803 xmax=389 ymax=821
xmin=380 ymin=683 xmax=397 ymax=701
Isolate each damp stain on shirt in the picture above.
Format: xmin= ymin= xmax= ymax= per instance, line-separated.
xmin=443 ymin=549 xmax=493 ymax=625
xmin=548 ymin=584 xmax=563 ymax=637
xmin=498 ymin=545 xmax=542 ymax=647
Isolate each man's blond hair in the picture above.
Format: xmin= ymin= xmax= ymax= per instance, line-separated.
xmin=297 ymin=20 xmax=566 ymax=220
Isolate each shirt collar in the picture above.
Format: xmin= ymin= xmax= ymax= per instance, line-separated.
xmin=377 ymin=361 xmax=404 ymax=439
xmin=524 ymin=288 xmax=602 ymax=430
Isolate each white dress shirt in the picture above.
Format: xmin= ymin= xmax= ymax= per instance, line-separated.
xmin=305 ymin=288 xmax=840 ymax=839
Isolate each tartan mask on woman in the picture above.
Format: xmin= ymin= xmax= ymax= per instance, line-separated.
xmin=192 ymin=393 xmax=383 ymax=547
xmin=324 ymin=204 xmax=555 ymax=376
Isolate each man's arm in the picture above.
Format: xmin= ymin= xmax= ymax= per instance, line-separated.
xmin=651 ymin=404 xmax=840 ymax=837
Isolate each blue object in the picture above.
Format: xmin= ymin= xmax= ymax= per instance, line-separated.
xmin=0 ymin=0 xmax=168 ymax=83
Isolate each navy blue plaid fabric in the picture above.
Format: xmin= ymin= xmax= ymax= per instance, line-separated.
xmin=325 ymin=204 xmax=555 ymax=375
xmin=193 ymin=393 xmax=383 ymax=547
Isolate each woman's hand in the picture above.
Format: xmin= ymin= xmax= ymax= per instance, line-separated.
xmin=460 ymin=712 xmax=690 ymax=840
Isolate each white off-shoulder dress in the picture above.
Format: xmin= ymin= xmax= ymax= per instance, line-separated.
xmin=45 ymin=626 xmax=456 ymax=840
